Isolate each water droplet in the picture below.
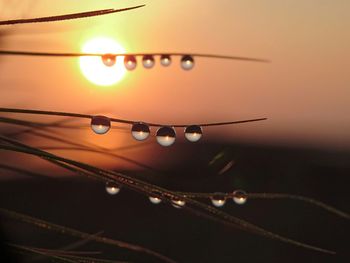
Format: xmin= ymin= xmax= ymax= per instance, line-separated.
xmin=156 ymin=126 xmax=176 ymax=147
xmin=211 ymin=194 xmax=226 ymax=207
xmin=124 ymin=55 xmax=137 ymax=70
xmin=91 ymin=116 xmax=111 ymax=135
xmin=233 ymin=190 xmax=247 ymax=205
xmin=149 ymin=196 xmax=162 ymax=204
xmin=131 ymin=122 xmax=150 ymax=141
xmin=181 ymin=55 xmax=194 ymax=70
xmin=171 ymin=198 xmax=186 ymax=208
xmin=184 ymin=125 xmax=203 ymax=142
xmin=160 ymin=55 xmax=171 ymax=66
xmin=105 ymin=181 xmax=120 ymax=195
xmin=142 ymin=55 xmax=155 ymax=69
xmin=101 ymin=54 xmax=116 ymax=67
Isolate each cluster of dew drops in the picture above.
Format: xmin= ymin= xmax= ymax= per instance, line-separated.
xmin=105 ymin=181 xmax=248 ymax=208
xmin=99 ymin=53 xmax=245 ymax=208
xmin=91 ymin=116 xmax=203 ymax=147
xmin=102 ymin=54 xmax=195 ymax=71
xmin=94 ymin=55 xmax=200 ymax=146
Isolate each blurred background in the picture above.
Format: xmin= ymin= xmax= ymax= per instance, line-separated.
xmin=0 ymin=0 xmax=349 ymax=262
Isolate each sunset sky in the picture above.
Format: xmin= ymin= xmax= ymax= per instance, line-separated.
xmin=0 ymin=0 xmax=349 ymax=172
xmin=0 ymin=3 xmax=349 ymax=262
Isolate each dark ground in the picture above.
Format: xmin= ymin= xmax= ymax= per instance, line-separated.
xmin=0 ymin=142 xmax=349 ymax=263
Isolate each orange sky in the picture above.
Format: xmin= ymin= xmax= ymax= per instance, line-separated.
xmin=0 ymin=0 xmax=349 ymax=157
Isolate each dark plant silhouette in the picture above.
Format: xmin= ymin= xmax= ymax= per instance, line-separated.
xmin=0 ymin=3 xmax=348 ymax=263
xmin=0 ymin=5 xmax=145 ymax=25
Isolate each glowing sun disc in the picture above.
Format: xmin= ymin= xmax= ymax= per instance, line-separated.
xmin=79 ymin=37 xmax=126 ymax=86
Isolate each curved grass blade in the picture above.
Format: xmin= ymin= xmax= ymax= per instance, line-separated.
xmin=0 ymin=164 xmax=54 ymax=180
xmin=0 ymin=117 xmax=157 ymax=173
xmin=0 ymin=137 xmax=337 ymax=255
xmin=10 ymin=244 xmax=127 ymax=262
xmin=0 ymin=50 xmax=269 ymax=63
xmin=15 ymin=245 xmax=102 ymax=256
xmin=178 ymin=192 xmax=350 ymax=220
xmin=2 ymin=110 xmax=125 ymax=138
xmin=0 ymin=108 xmax=267 ymax=128
xmin=8 ymin=243 xmax=76 ymax=263
xmin=249 ymin=193 xmax=350 ymax=219
xmin=29 ymin=231 xmax=104 ymax=262
xmin=0 ymin=208 xmax=176 ymax=263
xmin=0 ymin=5 xmax=145 ymax=26
xmin=28 ymin=130 xmax=162 ymax=173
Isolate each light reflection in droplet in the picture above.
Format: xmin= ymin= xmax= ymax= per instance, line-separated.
xmin=101 ymin=54 xmax=116 ymax=67
xmin=131 ymin=123 xmax=150 ymax=141
xmin=156 ymin=126 xmax=176 ymax=147
xmin=184 ymin=125 xmax=203 ymax=142
xmin=233 ymin=190 xmax=247 ymax=205
xmin=91 ymin=116 xmax=111 ymax=134
xmin=124 ymin=55 xmax=137 ymax=70
xmin=160 ymin=55 xmax=171 ymax=67
xmin=181 ymin=55 xmax=194 ymax=70
xmin=105 ymin=181 xmax=120 ymax=195
xmin=171 ymin=199 xmax=186 ymax=208
xmin=142 ymin=55 xmax=155 ymax=69
xmin=149 ymin=196 xmax=162 ymax=204
xmin=211 ymin=194 xmax=226 ymax=207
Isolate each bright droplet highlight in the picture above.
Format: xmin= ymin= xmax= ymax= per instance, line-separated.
xmin=171 ymin=198 xmax=185 ymax=208
xmin=211 ymin=194 xmax=226 ymax=207
xmin=160 ymin=55 xmax=171 ymax=66
xmin=131 ymin=123 xmax=150 ymax=141
xmin=156 ymin=126 xmax=176 ymax=147
xmin=102 ymin=54 xmax=116 ymax=67
xmin=124 ymin=55 xmax=137 ymax=70
xmin=91 ymin=115 xmax=111 ymax=134
xmin=142 ymin=55 xmax=155 ymax=69
xmin=105 ymin=181 xmax=120 ymax=195
xmin=184 ymin=125 xmax=203 ymax=142
xmin=80 ymin=37 xmax=126 ymax=86
xmin=233 ymin=190 xmax=247 ymax=205
xmin=181 ymin=55 xmax=194 ymax=70
xmin=149 ymin=196 xmax=162 ymax=204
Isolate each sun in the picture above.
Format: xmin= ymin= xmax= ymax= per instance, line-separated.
xmin=79 ymin=37 xmax=126 ymax=86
